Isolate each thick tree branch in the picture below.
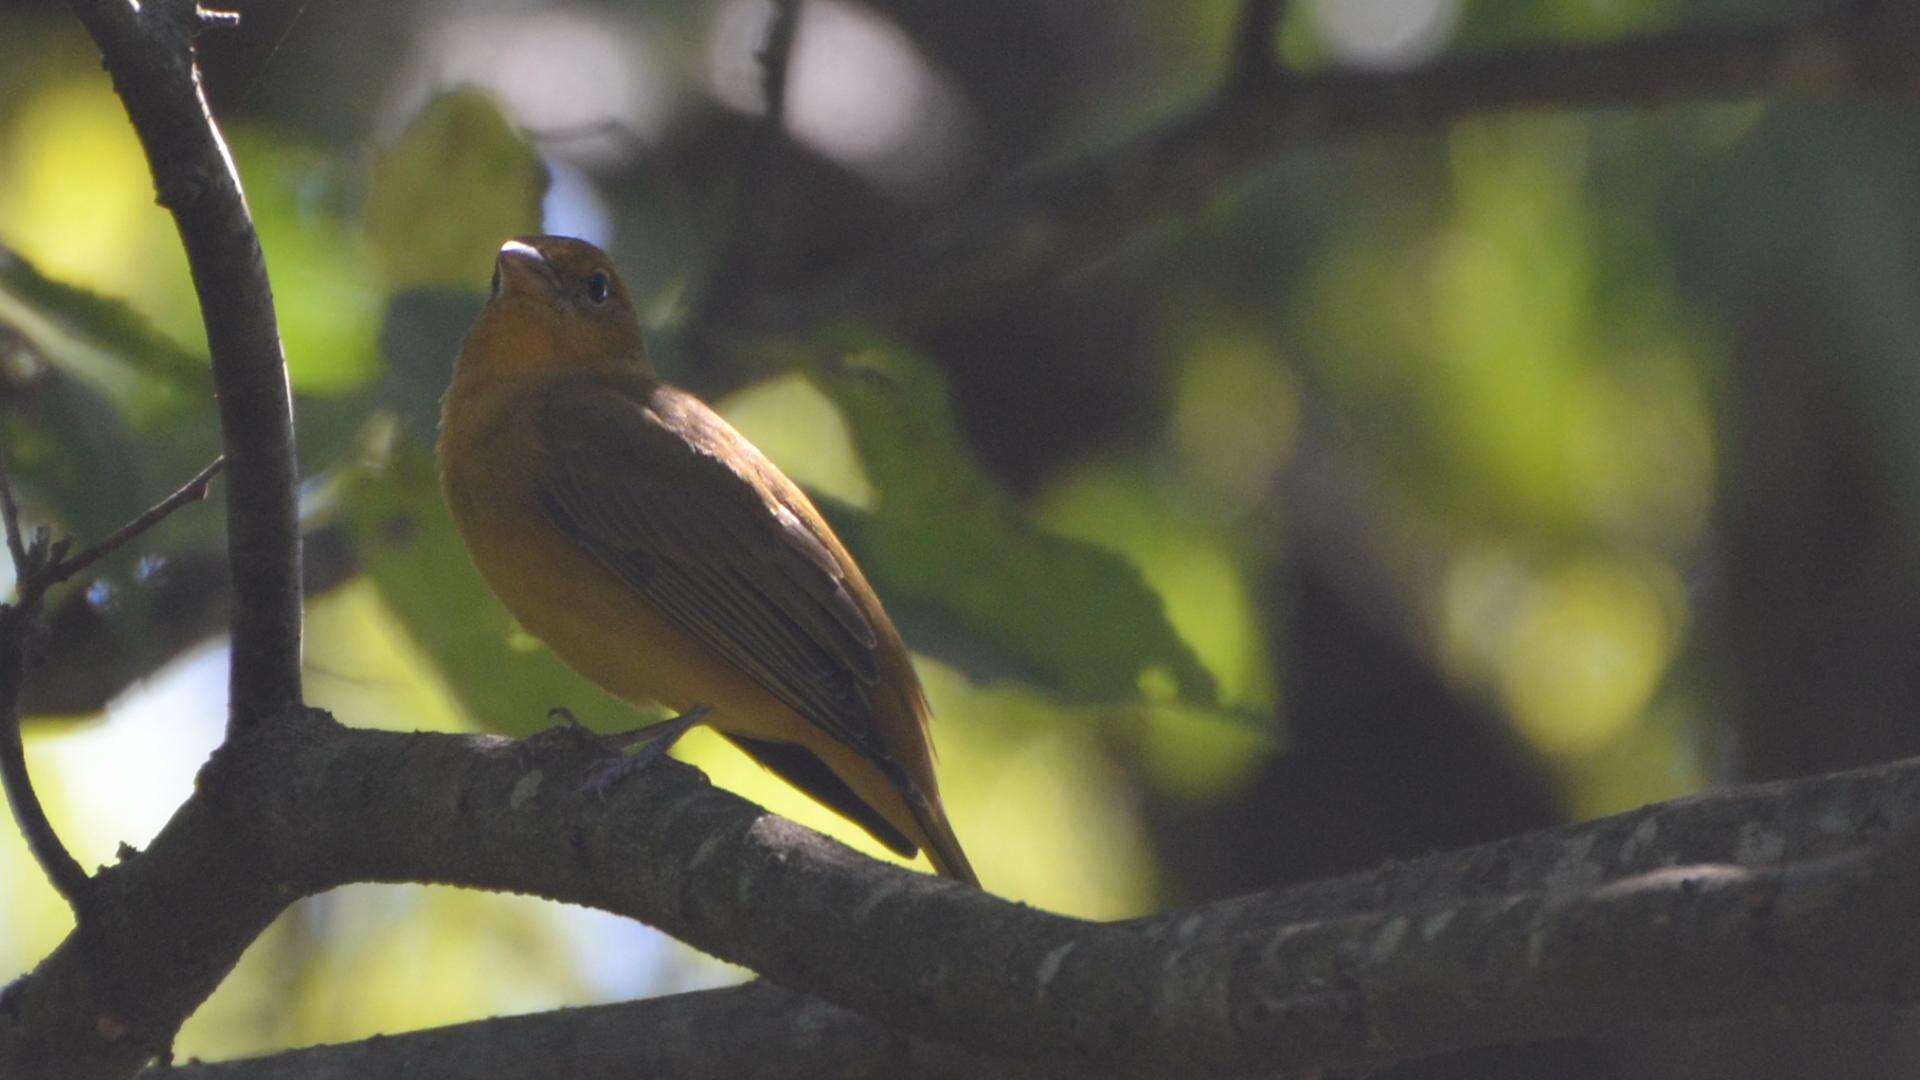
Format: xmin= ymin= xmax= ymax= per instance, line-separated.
xmin=1135 ymin=758 xmax=1920 ymax=945
xmin=64 ymin=0 xmax=303 ymax=730
xmin=7 ymin=708 xmax=1920 ymax=1079
xmin=708 ymin=5 xmax=1920 ymax=343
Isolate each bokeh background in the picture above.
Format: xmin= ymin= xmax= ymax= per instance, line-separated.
xmin=4 ymin=1 xmax=1918 ymax=1075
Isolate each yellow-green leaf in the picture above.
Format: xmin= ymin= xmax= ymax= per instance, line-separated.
xmin=805 ymin=337 xmax=1221 ymax=711
xmin=364 ymin=89 xmax=547 ymax=291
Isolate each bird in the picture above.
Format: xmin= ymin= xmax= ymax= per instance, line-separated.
xmin=437 ymin=235 xmax=978 ymax=886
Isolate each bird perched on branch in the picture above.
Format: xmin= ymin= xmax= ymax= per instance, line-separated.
xmin=438 ymin=235 xmax=977 ymax=886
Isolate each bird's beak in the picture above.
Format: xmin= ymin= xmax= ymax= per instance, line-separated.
xmin=494 ymin=238 xmax=557 ymax=297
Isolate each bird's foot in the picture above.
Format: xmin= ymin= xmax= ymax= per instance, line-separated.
xmin=516 ymin=706 xmax=603 ymax=763
xmin=545 ymin=706 xmax=599 ymax=749
xmin=582 ymin=705 xmax=713 ymax=797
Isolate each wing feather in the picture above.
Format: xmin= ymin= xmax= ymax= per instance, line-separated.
xmin=532 ymin=376 xmax=887 ymax=760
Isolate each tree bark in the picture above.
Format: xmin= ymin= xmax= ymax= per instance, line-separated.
xmin=6 ymin=709 xmax=1920 ymax=1079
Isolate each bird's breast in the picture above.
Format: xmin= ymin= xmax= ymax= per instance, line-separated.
xmin=438 ymin=417 xmax=815 ymax=742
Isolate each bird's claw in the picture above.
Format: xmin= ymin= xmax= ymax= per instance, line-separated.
xmin=581 ymin=704 xmax=712 ymax=798
xmin=518 ymin=706 xmax=599 ymax=761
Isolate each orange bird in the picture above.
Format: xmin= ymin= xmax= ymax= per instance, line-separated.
xmin=438 ymin=235 xmax=977 ymax=885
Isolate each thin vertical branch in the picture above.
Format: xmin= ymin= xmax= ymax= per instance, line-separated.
xmin=1228 ymin=0 xmax=1288 ymax=93
xmin=0 ymin=461 xmax=89 ymax=911
xmin=64 ymin=0 xmax=303 ymax=732
xmin=758 ymin=0 xmax=803 ymax=134
xmin=0 ymin=460 xmax=26 ymax=570
xmin=686 ymin=0 xmax=806 ymax=352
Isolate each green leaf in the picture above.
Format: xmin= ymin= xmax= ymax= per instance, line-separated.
xmin=227 ymin=133 xmax=384 ymax=395
xmin=363 ymin=89 xmax=547 ymax=291
xmin=2 ymin=372 xmax=156 ymax=541
xmin=0 ymin=243 xmax=208 ymax=420
xmin=377 ymin=288 xmax=488 ymax=442
xmin=805 ymin=337 xmax=1220 ymax=710
xmin=0 ymin=247 xmax=224 ymax=541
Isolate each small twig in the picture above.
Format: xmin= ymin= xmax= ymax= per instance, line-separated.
xmin=0 ymin=462 xmax=91 ymax=910
xmin=0 ymin=462 xmax=27 ymax=571
xmin=711 ymin=7 xmax=1915 ymax=349
xmin=0 ymin=456 xmax=224 ymax=918
xmin=1228 ymin=0 xmax=1287 ymax=92
xmin=738 ymin=0 xmax=803 ymax=249
xmin=0 ymin=635 xmax=92 ymax=913
xmin=757 ymin=0 xmax=803 ymax=133
xmin=53 ymin=456 xmax=224 ymax=587
xmin=685 ymin=0 xmax=805 ymax=344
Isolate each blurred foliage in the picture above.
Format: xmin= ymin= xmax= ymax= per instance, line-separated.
xmin=365 ymin=88 xmax=550 ymax=291
xmin=804 ymin=336 xmax=1220 ymax=711
xmin=3 ymin=0 xmax=1916 ymax=1073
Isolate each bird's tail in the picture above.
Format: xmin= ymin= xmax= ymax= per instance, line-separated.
xmin=904 ymin=784 xmax=979 ymax=888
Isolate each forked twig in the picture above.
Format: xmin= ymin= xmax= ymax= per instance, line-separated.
xmin=0 ymin=455 xmax=224 ymax=915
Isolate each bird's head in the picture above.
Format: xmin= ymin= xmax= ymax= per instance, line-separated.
xmin=459 ymin=235 xmax=654 ymax=378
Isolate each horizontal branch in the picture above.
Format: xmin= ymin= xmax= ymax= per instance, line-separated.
xmin=710 ymin=6 xmax=1920 ymax=341
xmin=8 ymin=709 xmax=1920 ymax=1079
xmin=1131 ymin=741 xmax=1920 ymax=942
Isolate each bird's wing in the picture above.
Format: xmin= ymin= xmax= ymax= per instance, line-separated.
xmin=532 ymin=375 xmax=889 ymax=761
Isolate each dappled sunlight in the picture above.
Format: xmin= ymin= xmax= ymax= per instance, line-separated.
xmin=1441 ymin=545 xmax=1686 ymax=762
xmin=399 ymin=7 xmax=672 ymax=168
xmin=1171 ymin=327 xmax=1301 ymax=515
xmin=1 ymin=641 xmax=227 ymax=971
xmin=225 ymin=134 xmax=384 ymax=395
xmin=1557 ymin=698 xmax=1707 ymax=822
xmin=916 ymin=659 xmax=1160 ymax=919
xmin=718 ymin=371 xmax=877 ymax=510
xmin=1502 ymin=557 xmax=1682 ymax=758
xmin=304 ymin=580 xmax=471 ymax=734
xmin=1036 ymin=461 xmax=1273 ymax=714
xmin=709 ymin=0 xmax=972 ymax=192
xmin=1309 ymin=0 xmax=1460 ymax=69
xmin=1130 ymin=702 xmax=1278 ymax=802
xmin=179 ymin=884 xmax=715 ymax=1063
xmin=0 ymin=80 xmax=198 ymax=351
xmin=1290 ymin=114 xmax=1716 ymax=816
xmin=1 ymin=79 xmax=385 ymax=395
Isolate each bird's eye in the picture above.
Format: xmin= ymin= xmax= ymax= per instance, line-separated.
xmin=584 ymin=272 xmax=610 ymax=305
